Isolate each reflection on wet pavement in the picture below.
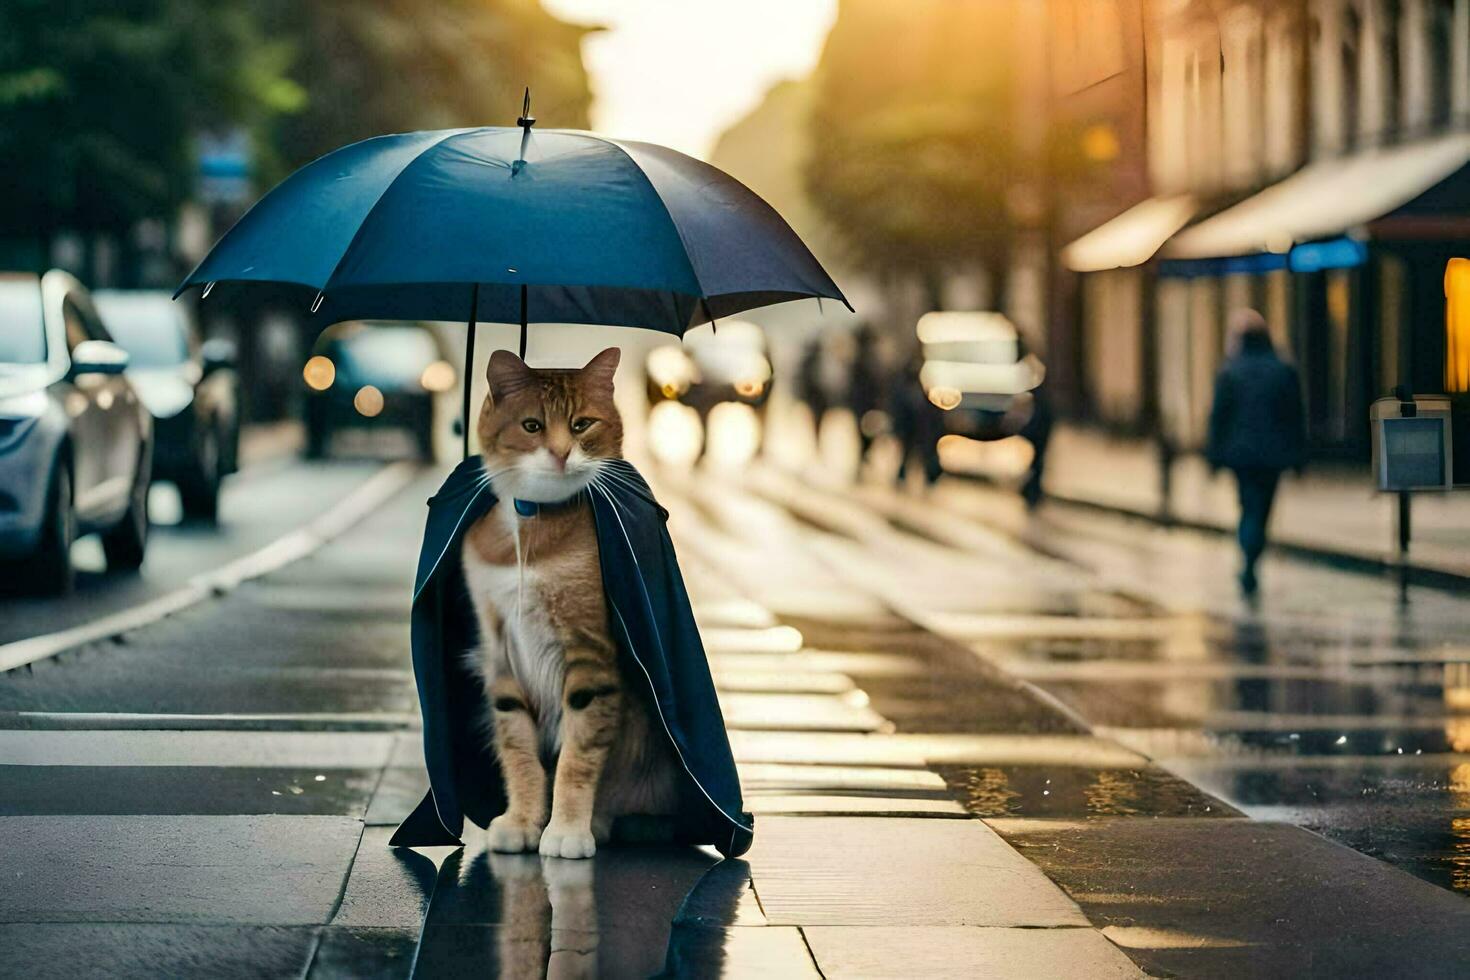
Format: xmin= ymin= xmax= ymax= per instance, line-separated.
xmin=400 ymin=844 xmax=752 ymax=979
xmin=936 ymin=763 xmax=1236 ymax=819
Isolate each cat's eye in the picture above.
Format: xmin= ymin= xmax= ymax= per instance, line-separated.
xmin=521 ymin=418 xmax=543 ymax=433
xmin=571 ymin=417 xmax=596 ymax=433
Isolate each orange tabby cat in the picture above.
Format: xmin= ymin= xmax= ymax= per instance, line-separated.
xmin=461 ymin=348 xmax=679 ymax=859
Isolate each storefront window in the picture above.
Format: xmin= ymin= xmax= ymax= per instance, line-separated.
xmin=1445 ymin=257 xmax=1470 ymax=392
xmin=1325 ymin=269 xmax=1352 ymax=441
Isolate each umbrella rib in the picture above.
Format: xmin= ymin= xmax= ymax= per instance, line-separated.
xmin=317 ymin=127 xmax=479 ymax=302
xmin=578 ymin=133 xmax=709 ymax=327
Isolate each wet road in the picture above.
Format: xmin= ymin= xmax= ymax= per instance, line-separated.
xmin=2 ymin=428 xmax=1470 ymax=976
xmin=0 ymin=437 xmax=385 ymax=647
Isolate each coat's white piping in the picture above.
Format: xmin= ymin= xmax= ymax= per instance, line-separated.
xmin=592 ymin=484 xmax=753 ymax=837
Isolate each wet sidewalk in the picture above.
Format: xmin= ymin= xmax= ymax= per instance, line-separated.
xmin=4 ymin=453 xmax=1470 ymax=977
xmin=1032 ymin=424 xmax=1470 ymax=580
xmin=676 ymin=458 xmax=1470 ymax=977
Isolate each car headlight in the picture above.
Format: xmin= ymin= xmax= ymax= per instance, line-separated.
xmin=354 ymin=385 xmax=385 ymax=417
xmin=303 ymin=356 xmax=336 ymax=391
xmin=419 ymin=360 xmax=456 ymax=393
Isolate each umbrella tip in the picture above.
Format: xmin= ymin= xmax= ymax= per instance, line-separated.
xmin=517 ymin=87 xmax=535 ymax=130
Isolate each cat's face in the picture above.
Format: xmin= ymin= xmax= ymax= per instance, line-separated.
xmin=479 ymin=348 xmax=623 ymax=503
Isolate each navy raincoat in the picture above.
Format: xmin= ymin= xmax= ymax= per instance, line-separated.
xmin=389 ymin=456 xmax=754 ymax=857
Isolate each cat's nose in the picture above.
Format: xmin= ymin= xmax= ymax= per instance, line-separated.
xmin=549 ymin=449 xmax=569 ymax=471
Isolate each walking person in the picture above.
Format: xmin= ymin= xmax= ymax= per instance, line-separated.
xmin=1206 ymin=309 xmax=1307 ymax=597
xmin=797 ymin=335 xmax=829 ymax=444
xmin=847 ymin=324 xmax=885 ymax=466
xmin=889 ymin=353 xmax=944 ymax=488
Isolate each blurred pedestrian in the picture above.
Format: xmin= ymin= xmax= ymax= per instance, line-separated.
xmin=1017 ymin=380 xmax=1053 ymax=509
xmin=1206 ymin=309 xmax=1306 ymax=597
xmin=797 ymin=336 xmax=829 ymax=443
xmin=847 ymin=324 xmax=885 ymax=465
xmin=889 ymin=354 xmax=944 ymax=487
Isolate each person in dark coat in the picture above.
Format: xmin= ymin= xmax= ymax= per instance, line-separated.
xmin=847 ymin=324 xmax=885 ymax=465
xmin=889 ymin=353 xmax=945 ymax=487
xmin=1206 ymin=309 xmax=1307 ymax=597
xmin=796 ymin=336 xmax=829 ymax=443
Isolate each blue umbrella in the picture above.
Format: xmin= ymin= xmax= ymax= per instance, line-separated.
xmin=177 ymin=94 xmax=848 ymax=455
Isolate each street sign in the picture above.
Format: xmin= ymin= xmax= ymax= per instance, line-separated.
xmin=196 ymin=129 xmax=252 ymax=205
xmin=1371 ymin=395 xmax=1453 ymax=491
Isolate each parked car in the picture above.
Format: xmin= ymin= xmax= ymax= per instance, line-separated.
xmin=302 ymin=321 xmax=453 ymax=460
xmin=94 ymin=290 xmax=240 ymax=521
xmin=0 ymin=271 xmax=153 ymax=594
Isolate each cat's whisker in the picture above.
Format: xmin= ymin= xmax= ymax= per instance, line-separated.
xmin=590 ymin=463 xmax=642 ymax=494
xmin=589 ymin=479 xmax=639 ymax=531
xmin=593 ymin=471 xmax=648 ymax=504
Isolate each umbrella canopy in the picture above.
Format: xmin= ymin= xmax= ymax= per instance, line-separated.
xmin=176 ymin=125 xmax=848 ymax=334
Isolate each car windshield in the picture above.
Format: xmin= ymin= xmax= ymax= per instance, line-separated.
xmin=332 ymin=328 xmax=438 ymax=385
xmin=0 ymin=280 xmax=47 ymax=364
xmin=94 ymin=293 xmax=190 ymax=367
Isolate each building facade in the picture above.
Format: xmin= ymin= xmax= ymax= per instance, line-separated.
xmin=1059 ymin=0 xmax=1470 ymax=463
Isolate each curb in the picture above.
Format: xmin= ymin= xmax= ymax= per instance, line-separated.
xmin=1043 ymin=489 xmax=1470 ymax=592
xmin=0 ymin=462 xmax=419 ymax=674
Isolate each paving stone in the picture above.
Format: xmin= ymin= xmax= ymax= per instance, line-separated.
xmin=420 ymin=842 xmax=718 ymax=928
xmin=746 ymin=793 xmax=969 ymax=815
xmin=1164 ymin=755 xmax=1470 ymax=894
xmin=364 ymin=766 xmax=430 ymax=826
xmin=712 ymin=667 xmax=857 ymax=694
xmin=729 ymin=731 xmax=1146 ymax=769
xmin=700 ymin=625 xmax=808 ymax=654
xmin=718 ymin=691 xmax=888 ymax=732
xmin=692 ymin=598 xmax=778 ymax=629
xmin=661 ymin=925 xmax=821 ymax=978
xmin=409 ymin=845 xmax=726 ymax=977
xmin=746 ymin=816 xmax=1086 ymax=927
xmin=671 ymin=858 xmax=765 ymax=927
xmin=0 ymin=815 xmax=363 ymax=925
xmin=308 ymin=927 xmax=418 ymax=980
xmin=935 ymin=763 xmax=1240 ymax=819
xmin=331 ymin=828 xmax=443 ymax=928
xmin=989 ymin=817 xmax=1470 ymax=978
xmin=0 ymin=730 xmax=394 ymax=768
xmin=737 ymin=762 xmax=950 ymax=793
xmin=0 ymin=765 xmax=378 ymax=817
xmin=712 ymin=649 xmax=926 ymax=678
xmin=803 ymin=925 xmax=1145 ymax=979
xmin=0 ymin=924 xmax=316 ymax=980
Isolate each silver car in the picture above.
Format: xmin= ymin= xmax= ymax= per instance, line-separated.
xmin=0 ymin=270 xmax=153 ymax=594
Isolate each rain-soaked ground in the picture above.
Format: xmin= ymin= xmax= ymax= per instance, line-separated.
xmin=3 ymin=421 xmax=1470 ymax=976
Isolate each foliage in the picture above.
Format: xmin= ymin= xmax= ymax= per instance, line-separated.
xmin=0 ymin=0 xmax=296 ymax=237
xmin=803 ymin=0 xmax=1023 ymax=279
xmin=0 ymin=0 xmax=593 ymax=241
xmin=254 ymin=0 xmax=594 ymax=183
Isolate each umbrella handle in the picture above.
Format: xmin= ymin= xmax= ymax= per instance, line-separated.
xmin=463 ymin=283 xmax=479 ymax=459
xmin=519 ymin=284 xmax=528 ymax=360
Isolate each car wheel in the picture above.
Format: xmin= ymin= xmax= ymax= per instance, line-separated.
xmin=20 ymin=459 xmax=75 ymax=596
xmin=416 ymin=415 xmax=436 ymax=462
xmin=306 ymin=414 xmax=330 ymax=460
xmin=102 ymin=450 xmax=150 ymax=572
xmin=180 ymin=425 xmax=222 ymax=522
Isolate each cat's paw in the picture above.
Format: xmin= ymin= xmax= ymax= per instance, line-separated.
xmin=487 ymin=814 xmax=543 ymax=853
xmin=539 ymin=821 xmax=597 ymax=859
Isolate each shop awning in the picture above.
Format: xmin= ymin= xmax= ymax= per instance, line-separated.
xmin=1165 ymin=132 xmax=1470 ymax=260
xmin=1061 ymin=195 xmax=1198 ymax=272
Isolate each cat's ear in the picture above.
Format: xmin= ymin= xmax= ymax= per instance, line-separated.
xmin=487 ymin=349 xmax=534 ymax=403
xmin=580 ymin=347 xmax=621 ymax=396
